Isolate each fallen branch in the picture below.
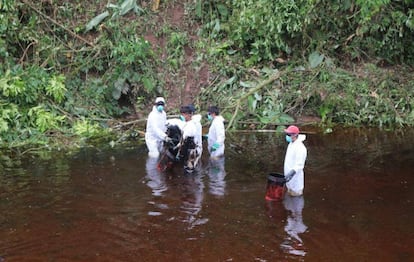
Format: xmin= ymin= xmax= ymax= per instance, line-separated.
xmin=18 ymin=41 xmax=36 ymax=64
xmin=226 ymin=101 xmax=240 ymax=131
xmin=22 ymin=0 xmax=95 ymax=48
xmin=225 ymin=70 xmax=282 ymax=130
xmin=236 ymin=120 xmax=319 ymax=127
xmin=115 ymin=118 xmax=147 ymax=127
xmin=230 ymin=129 xmax=317 ymax=134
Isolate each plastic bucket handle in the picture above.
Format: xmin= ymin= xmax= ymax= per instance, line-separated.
xmin=267 ymin=172 xmax=286 ymax=185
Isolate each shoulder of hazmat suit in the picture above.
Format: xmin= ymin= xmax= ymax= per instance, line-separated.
xmin=284 ymin=134 xmax=307 ymax=196
xmin=145 ymin=106 xmax=167 ymax=157
xmin=208 ymin=115 xmax=225 ymax=158
xmin=182 ymin=119 xmax=197 ymax=139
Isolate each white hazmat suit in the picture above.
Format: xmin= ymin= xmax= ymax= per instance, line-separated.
xmin=181 ymin=118 xmax=201 ymax=169
xmin=191 ymin=114 xmax=203 ymax=157
xmin=182 ymin=119 xmax=198 ymax=142
xmin=145 ymin=104 xmax=167 ymax=158
xmin=284 ymin=134 xmax=307 ymax=196
xmin=207 ymin=115 xmax=225 ymax=158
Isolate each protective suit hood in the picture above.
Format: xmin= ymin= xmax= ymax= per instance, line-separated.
xmin=297 ymin=134 xmax=306 ymax=142
xmin=215 ymin=115 xmax=225 ymax=123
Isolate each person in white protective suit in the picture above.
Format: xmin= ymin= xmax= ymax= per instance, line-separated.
xmin=206 ymin=106 xmax=225 ymax=158
xmin=145 ymin=97 xmax=171 ymax=158
xmin=180 ymin=105 xmax=198 ymax=143
xmin=283 ymin=125 xmax=307 ymax=196
xmin=188 ymin=104 xmax=203 ymax=160
xmin=177 ymin=105 xmax=200 ymax=170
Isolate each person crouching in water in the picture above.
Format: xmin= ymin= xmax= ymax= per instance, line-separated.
xmin=145 ymin=97 xmax=171 ymax=158
xmin=207 ymin=106 xmax=225 ymax=159
xmin=283 ymin=125 xmax=307 ymax=196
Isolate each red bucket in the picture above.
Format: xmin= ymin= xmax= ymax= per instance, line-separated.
xmin=265 ymin=172 xmax=286 ymax=201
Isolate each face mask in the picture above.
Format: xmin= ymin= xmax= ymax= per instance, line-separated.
xmin=179 ymin=115 xmax=185 ymax=122
xmin=207 ymin=114 xmax=213 ymax=121
xmin=285 ymin=135 xmax=292 ymax=143
xmin=156 ymin=105 xmax=164 ymax=112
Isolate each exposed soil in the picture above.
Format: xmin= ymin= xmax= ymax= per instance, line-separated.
xmin=143 ymin=1 xmax=210 ymax=112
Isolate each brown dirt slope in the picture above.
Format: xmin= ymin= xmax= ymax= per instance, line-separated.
xmin=143 ymin=1 xmax=210 ymax=112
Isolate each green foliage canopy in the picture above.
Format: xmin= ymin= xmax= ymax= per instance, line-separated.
xmin=198 ymin=0 xmax=414 ymax=64
xmin=195 ymin=0 xmax=414 ymax=129
xmin=0 ymin=0 xmax=160 ymax=148
xmin=1 ymin=0 xmax=414 ymax=150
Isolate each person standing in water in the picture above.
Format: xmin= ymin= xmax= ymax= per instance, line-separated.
xmin=283 ymin=125 xmax=307 ymax=196
xmin=207 ymin=106 xmax=225 ymax=159
xmin=177 ymin=105 xmax=200 ymax=171
xmin=145 ymin=97 xmax=171 ymax=158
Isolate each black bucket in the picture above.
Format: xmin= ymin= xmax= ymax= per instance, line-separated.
xmin=265 ymin=172 xmax=286 ymax=201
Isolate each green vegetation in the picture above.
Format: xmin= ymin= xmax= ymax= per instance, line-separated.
xmin=1 ymin=0 xmax=161 ymax=151
xmin=1 ymin=0 xmax=413 ymax=153
xmin=196 ymin=0 xmax=414 ymax=129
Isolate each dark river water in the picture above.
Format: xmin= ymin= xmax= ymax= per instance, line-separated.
xmin=1 ymin=128 xmax=413 ymax=262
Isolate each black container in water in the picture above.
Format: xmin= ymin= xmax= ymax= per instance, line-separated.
xmin=265 ymin=172 xmax=286 ymax=201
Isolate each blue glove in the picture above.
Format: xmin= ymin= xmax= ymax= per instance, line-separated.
xmin=211 ymin=142 xmax=220 ymax=152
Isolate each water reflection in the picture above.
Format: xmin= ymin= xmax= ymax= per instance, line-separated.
xmin=180 ymin=172 xmax=208 ymax=229
xmin=207 ymin=156 xmax=226 ymax=197
xmin=145 ymin=156 xmax=168 ymax=197
xmin=2 ymin=129 xmax=414 ymax=261
xmin=281 ymin=194 xmax=307 ymax=257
